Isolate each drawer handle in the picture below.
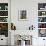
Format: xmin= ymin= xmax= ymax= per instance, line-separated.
xmin=1 ymin=39 xmax=3 ymax=40
xmin=43 ymin=39 xmax=45 ymax=40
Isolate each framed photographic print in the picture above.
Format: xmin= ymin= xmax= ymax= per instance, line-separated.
xmin=18 ymin=10 xmax=28 ymax=21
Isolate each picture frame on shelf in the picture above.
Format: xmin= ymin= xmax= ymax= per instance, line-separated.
xmin=18 ymin=10 xmax=28 ymax=21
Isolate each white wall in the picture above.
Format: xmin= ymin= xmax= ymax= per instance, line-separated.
xmin=11 ymin=0 xmax=46 ymax=30
xmin=11 ymin=0 xmax=46 ymax=46
xmin=11 ymin=0 xmax=38 ymax=30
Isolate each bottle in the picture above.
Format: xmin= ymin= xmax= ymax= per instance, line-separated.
xmin=29 ymin=27 xmax=30 ymax=30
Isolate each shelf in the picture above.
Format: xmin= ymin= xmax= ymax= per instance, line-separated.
xmin=38 ymin=15 xmax=46 ymax=17
xmin=38 ymin=22 xmax=46 ymax=23
xmin=0 ymin=22 xmax=8 ymax=23
xmin=0 ymin=16 xmax=8 ymax=17
xmin=38 ymin=28 xmax=46 ymax=29
xmin=38 ymin=10 xmax=46 ymax=11
xmin=0 ymin=10 xmax=8 ymax=11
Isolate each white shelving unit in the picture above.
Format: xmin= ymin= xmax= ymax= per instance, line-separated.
xmin=38 ymin=3 xmax=46 ymax=37
xmin=0 ymin=2 xmax=9 ymax=45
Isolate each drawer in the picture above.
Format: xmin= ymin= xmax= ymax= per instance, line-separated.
xmin=0 ymin=37 xmax=8 ymax=45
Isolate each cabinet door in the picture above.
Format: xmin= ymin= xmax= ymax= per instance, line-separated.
xmin=38 ymin=38 xmax=46 ymax=46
